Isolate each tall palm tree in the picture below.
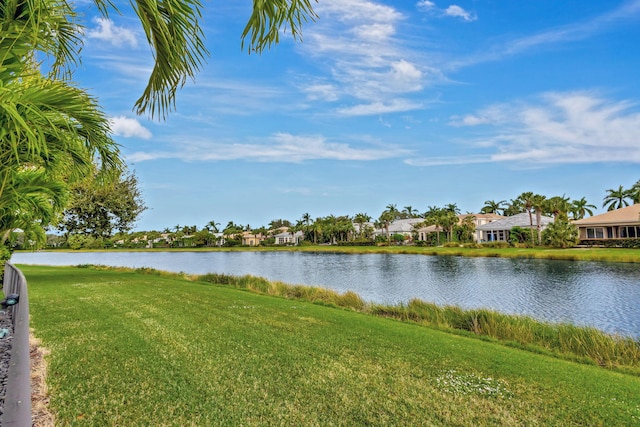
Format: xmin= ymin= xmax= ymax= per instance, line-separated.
xmin=444 ymin=203 xmax=460 ymax=215
xmin=378 ymin=211 xmax=395 ymax=243
xmin=0 ymin=0 xmax=316 ymax=252
xmin=205 ymin=220 xmax=220 ymax=233
xmin=481 ymin=200 xmax=506 ymax=215
xmin=353 ymin=213 xmax=371 ymax=238
xmin=9 ymin=0 xmax=315 ymax=119
xmin=628 ymin=180 xmax=640 ymax=204
xmin=570 ymin=197 xmax=596 ymax=220
xmin=516 ymin=192 xmax=536 ymax=244
xmin=531 ymin=194 xmax=547 ymax=244
xmin=402 ymin=206 xmax=417 ymax=218
xmin=602 ymin=185 xmax=632 ymax=211
xmin=545 ymin=195 xmax=570 ymax=220
xmin=385 ymin=204 xmax=400 ymax=220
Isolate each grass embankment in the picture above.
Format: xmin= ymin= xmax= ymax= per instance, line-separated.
xmin=24 ymin=265 xmax=640 ymax=426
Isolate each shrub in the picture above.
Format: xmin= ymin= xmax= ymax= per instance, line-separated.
xmin=579 ymin=238 xmax=640 ymax=248
xmin=480 ymin=241 xmax=510 ymax=248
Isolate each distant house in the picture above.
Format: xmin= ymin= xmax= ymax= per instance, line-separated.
xmin=459 ymin=213 xmax=505 ymax=242
xmin=573 ymin=204 xmax=640 ymax=240
xmin=241 ymin=232 xmax=265 ymax=246
xmin=273 ymin=230 xmax=304 ymax=245
xmin=414 ymin=213 xmax=505 ymax=242
xmin=476 ymin=212 xmax=553 ymax=242
xmin=375 ymin=218 xmax=424 ymax=241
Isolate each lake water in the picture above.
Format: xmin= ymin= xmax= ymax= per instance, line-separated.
xmin=11 ymin=251 xmax=640 ymax=338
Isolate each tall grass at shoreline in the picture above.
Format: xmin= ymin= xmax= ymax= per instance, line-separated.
xmin=194 ymin=271 xmax=640 ymax=373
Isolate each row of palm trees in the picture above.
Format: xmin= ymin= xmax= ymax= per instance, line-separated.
xmin=113 ymin=181 xmax=640 ymax=248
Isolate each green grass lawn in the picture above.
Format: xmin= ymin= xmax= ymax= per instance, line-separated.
xmin=23 ymin=265 xmax=640 ymax=426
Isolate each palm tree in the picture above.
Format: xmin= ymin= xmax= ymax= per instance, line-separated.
xmin=444 ymin=203 xmax=461 ymax=215
xmin=1 ymin=0 xmax=317 ymax=252
xmin=385 ymin=204 xmax=400 ymax=220
xmin=531 ymin=194 xmax=547 ymax=244
xmin=205 ymin=220 xmax=220 ymax=233
xmin=628 ymin=180 xmax=640 ymax=204
xmin=570 ymin=197 xmax=596 ymax=220
xmin=422 ymin=207 xmax=444 ymax=245
xmin=378 ymin=211 xmax=395 ymax=243
xmin=603 ymin=185 xmax=632 ymax=211
xmin=481 ymin=200 xmax=507 ymax=215
xmin=353 ymin=213 xmax=371 ymax=238
xmin=545 ymin=195 xmax=570 ymax=220
xmin=9 ymin=0 xmax=315 ymax=119
xmin=504 ymin=198 xmax=524 ymax=216
xmin=402 ymin=206 xmax=418 ymax=218
xmin=516 ymin=192 xmax=535 ymax=244
xmin=0 ymin=169 xmax=68 ymax=246
xmin=0 ymin=0 xmax=122 ymax=252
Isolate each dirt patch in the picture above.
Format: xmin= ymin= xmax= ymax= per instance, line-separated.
xmin=30 ymin=331 xmax=54 ymax=427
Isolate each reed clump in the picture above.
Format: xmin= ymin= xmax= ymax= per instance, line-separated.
xmin=198 ymin=273 xmax=366 ymax=310
xmin=370 ymin=299 xmax=640 ymax=371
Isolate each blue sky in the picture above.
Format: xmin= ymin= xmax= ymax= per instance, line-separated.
xmin=76 ymin=0 xmax=640 ymax=231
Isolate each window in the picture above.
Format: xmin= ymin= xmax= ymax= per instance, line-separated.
xmin=586 ymin=228 xmax=604 ymax=239
xmin=620 ymin=226 xmax=640 ymax=238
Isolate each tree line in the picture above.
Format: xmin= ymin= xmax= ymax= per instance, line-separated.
xmin=34 ymin=178 xmax=639 ymax=250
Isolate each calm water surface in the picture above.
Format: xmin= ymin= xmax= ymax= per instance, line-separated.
xmin=11 ymin=251 xmax=640 ymax=338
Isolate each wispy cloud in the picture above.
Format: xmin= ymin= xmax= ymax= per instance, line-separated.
xmin=416 ymin=1 xmax=477 ymax=21
xmin=444 ymin=5 xmax=476 ymax=22
xmin=453 ymin=0 xmax=640 ymax=68
xmin=337 ymin=99 xmax=424 ymax=116
xmin=299 ymin=0 xmax=432 ymax=116
xmin=86 ymin=18 xmax=138 ymax=48
xmin=412 ymin=92 xmax=640 ymax=166
xmin=110 ymin=116 xmax=152 ymax=139
xmin=126 ymin=132 xmax=412 ymax=163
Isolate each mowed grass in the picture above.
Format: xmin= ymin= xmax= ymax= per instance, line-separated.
xmin=23 ymin=265 xmax=640 ymax=426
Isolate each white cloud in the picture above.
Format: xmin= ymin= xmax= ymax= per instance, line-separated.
xmin=126 ymin=133 xmax=411 ymax=163
xmin=427 ymin=92 xmax=640 ymax=166
xmin=388 ymin=60 xmax=423 ymax=92
xmin=352 ymin=23 xmax=396 ymax=41
xmin=86 ymin=18 xmax=137 ymax=48
xmin=444 ymin=5 xmax=477 ymax=22
xmin=110 ymin=116 xmax=152 ymax=139
xmin=337 ymin=99 xmax=424 ymax=116
xmin=298 ymin=0 xmax=434 ymax=116
xmin=416 ymin=1 xmax=477 ymax=22
xmin=316 ymin=0 xmax=403 ymax=23
xmin=304 ymin=83 xmax=340 ymax=102
xmin=416 ymin=1 xmax=436 ymax=12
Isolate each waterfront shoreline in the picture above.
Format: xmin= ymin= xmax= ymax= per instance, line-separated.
xmin=18 ymin=245 xmax=640 ymax=263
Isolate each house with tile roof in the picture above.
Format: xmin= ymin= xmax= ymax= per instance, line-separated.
xmin=414 ymin=213 xmax=505 ymax=242
xmin=572 ymin=204 xmax=640 ymax=240
xmin=476 ymin=212 xmax=554 ymax=242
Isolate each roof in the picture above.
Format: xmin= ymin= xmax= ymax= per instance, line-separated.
xmin=388 ymin=218 xmax=424 ymax=233
xmin=573 ymin=204 xmax=640 ymax=226
xmin=476 ymin=212 xmax=554 ymax=230
xmin=459 ymin=213 xmax=505 ymax=221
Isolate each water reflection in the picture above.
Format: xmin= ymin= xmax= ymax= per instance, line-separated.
xmin=11 ymin=251 xmax=640 ymax=337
